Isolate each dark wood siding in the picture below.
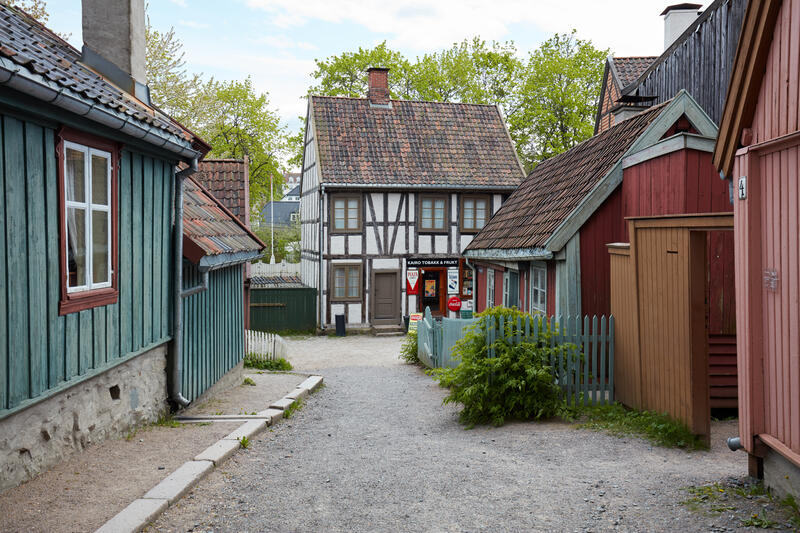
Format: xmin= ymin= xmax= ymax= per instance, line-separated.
xmin=629 ymin=0 xmax=747 ymax=125
xmin=0 ymin=112 xmax=175 ymax=419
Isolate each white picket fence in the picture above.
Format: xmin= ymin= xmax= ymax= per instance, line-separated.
xmin=245 ymin=329 xmax=287 ymax=363
xmin=250 ymin=261 xmax=301 ymax=277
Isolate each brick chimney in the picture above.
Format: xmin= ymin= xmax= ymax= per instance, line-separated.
xmin=661 ymin=3 xmax=702 ymax=51
xmin=81 ymin=0 xmax=150 ymax=104
xmin=367 ymin=67 xmax=391 ymax=107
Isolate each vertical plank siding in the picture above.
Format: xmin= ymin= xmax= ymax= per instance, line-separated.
xmin=0 ymin=112 xmax=175 ymax=419
xmin=181 ymin=265 xmax=245 ymax=403
xmin=630 ymin=0 xmax=747 ymax=125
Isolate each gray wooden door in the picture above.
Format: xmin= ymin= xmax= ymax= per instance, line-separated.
xmin=373 ymin=271 xmax=399 ymax=324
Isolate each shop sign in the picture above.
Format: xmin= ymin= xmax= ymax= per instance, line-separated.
xmin=447 ymin=296 xmax=462 ymax=312
xmin=447 ymin=268 xmax=459 ymax=294
xmin=408 ymin=312 xmax=423 ymax=332
xmin=406 ymin=257 xmax=460 ymax=268
xmin=406 ymin=269 xmax=419 ymax=295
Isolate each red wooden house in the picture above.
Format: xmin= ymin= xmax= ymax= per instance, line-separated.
xmin=713 ymin=0 xmax=800 ymax=497
xmin=465 ymin=91 xmax=738 ymax=408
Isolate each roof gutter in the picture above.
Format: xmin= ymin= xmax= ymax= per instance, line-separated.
xmin=197 ymin=250 xmax=263 ymax=272
xmin=320 ymin=182 xmax=519 ymax=191
xmin=463 ymin=247 xmax=553 ymax=261
xmin=170 ymin=159 xmax=198 ymax=409
xmin=0 ymin=58 xmax=202 ymax=161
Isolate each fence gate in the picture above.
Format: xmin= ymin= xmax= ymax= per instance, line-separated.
xmin=250 ymin=287 xmax=317 ymax=332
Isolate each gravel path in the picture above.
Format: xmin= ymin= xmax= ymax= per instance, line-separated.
xmin=149 ymin=335 xmax=782 ymax=533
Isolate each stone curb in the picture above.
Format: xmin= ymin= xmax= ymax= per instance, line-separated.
xmin=142 ymin=460 xmax=214 ymax=502
xmin=95 ymin=498 xmax=169 ymax=533
xmin=286 ymin=387 xmax=310 ymax=401
xmin=93 ymin=375 xmax=324 ymax=533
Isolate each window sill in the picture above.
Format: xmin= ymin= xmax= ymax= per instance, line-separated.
xmin=59 ymin=287 xmax=118 ymax=315
xmin=417 ymin=229 xmax=449 ymax=234
xmin=329 ymin=229 xmax=362 ymax=235
xmin=330 ymin=298 xmax=363 ymax=303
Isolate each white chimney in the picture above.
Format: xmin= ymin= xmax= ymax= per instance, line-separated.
xmin=661 ymin=3 xmax=702 ymax=51
xmin=81 ymin=0 xmax=149 ymax=103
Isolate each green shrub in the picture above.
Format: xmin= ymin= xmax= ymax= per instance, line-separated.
xmin=429 ymin=307 xmax=574 ymax=427
xmin=244 ymin=355 xmax=293 ymax=371
xmin=399 ymin=329 xmax=419 ymax=364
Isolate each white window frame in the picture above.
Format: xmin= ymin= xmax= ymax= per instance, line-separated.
xmin=503 ymin=271 xmax=510 ymax=306
xmin=530 ymin=262 xmax=547 ymax=314
xmin=486 ymin=268 xmax=495 ymax=308
xmin=63 ymin=141 xmax=112 ymax=293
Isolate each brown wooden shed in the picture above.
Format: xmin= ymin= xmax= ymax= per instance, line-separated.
xmin=609 ymin=213 xmax=733 ymax=442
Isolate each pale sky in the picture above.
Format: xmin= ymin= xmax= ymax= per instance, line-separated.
xmin=47 ymin=0 xmax=712 ymax=164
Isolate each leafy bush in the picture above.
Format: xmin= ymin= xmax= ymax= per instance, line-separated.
xmin=399 ymin=329 xmax=419 ymax=364
xmin=429 ymin=306 xmax=574 ymax=427
xmin=244 ymin=355 xmax=293 ymax=371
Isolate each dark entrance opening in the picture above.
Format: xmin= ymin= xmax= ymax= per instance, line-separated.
xmin=420 ymin=269 xmax=444 ymax=315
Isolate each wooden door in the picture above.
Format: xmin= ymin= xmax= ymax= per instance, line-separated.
xmin=373 ymin=271 xmax=400 ymax=325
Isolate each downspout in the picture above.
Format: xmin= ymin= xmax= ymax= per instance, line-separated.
xmin=171 ymin=158 xmax=198 ymax=408
xmin=318 ymin=185 xmax=325 ymax=331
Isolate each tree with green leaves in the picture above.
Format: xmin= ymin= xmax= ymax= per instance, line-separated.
xmin=510 ymin=31 xmax=608 ymax=169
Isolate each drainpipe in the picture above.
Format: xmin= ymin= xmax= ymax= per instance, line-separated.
xmin=727 ymin=436 xmax=744 ymax=451
xmin=318 ymin=185 xmax=325 ymax=331
xmin=170 ymin=158 xmax=198 ymax=408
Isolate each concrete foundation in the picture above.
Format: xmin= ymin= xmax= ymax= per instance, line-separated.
xmin=763 ymin=448 xmax=800 ymax=500
xmin=0 ymin=344 xmax=169 ymax=493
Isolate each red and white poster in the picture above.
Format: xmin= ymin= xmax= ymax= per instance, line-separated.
xmin=447 ymin=296 xmax=462 ymax=312
xmin=406 ymin=269 xmax=419 ymax=295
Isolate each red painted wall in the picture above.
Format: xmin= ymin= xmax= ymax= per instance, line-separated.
xmin=494 ymin=267 xmax=504 ymax=307
xmin=475 ymin=265 xmax=487 ymax=313
xmin=546 ymin=261 xmax=556 ymax=316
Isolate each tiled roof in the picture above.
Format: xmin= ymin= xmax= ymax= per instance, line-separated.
xmin=311 ymin=96 xmax=524 ymax=188
xmin=183 ymin=177 xmax=264 ymax=261
xmin=250 ymin=274 xmax=304 ymax=288
xmin=195 ymin=159 xmax=250 ymax=226
xmin=0 ymin=4 xmax=198 ymax=144
xmin=612 ymin=57 xmax=658 ymax=88
xmin=465 ymin=102 xmax=669 ymax=252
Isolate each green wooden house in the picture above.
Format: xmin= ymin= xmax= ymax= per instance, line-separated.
xmin=0 ymin=1 xmax=261 ymax=492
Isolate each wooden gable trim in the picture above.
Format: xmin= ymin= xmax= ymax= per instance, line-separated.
xmin=713 ymin=0 xmax=783 ymax=176
xmin=594 ymin=60 xmax=614 ymax=135
xmin=545 ymin=91 xmax=718 ymax=253
xmin=621 ymin=133 xmax=716 ymax=169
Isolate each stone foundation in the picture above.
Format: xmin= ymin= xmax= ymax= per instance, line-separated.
xmin=763 ymin=448 xmax=800 ymax=500
xmin=0 ymin=344 xmax=169 ymax=493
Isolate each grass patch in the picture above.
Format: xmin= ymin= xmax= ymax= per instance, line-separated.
xmin=244 ymin=356 xmax=293 ymax=371
xmin=682 ymin=479 xmax=799 ymax=529
xmin=238 ymin=436 xmax=250 ymax=449
xmin=242 ymin=377 xmax=257 ymax=386
xmin=283 ymin=398 xmax=303 ymax=419
xmin=575 ymin=403 xmax=707 ymax=450
xmin=399 ymin=330 xmax=419 ymax=364
xmin=741 ymin=510 xmax=780 ymax=528
xmin=124 ymin=410 xmax=183 ymax=440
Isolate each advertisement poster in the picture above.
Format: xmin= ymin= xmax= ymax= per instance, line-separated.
xmin=408 ymin=312 xmax=423 ymax=332
xmin=424 ymin=279 xmax=436 ymax=297
xmin=447 ymin=268 xmax=459 ymax=294
xmin=406 ymin=269 xmax=419 ymax=295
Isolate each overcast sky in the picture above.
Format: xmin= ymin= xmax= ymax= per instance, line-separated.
xmin=47 ymin=0 xmax=711 ymax=161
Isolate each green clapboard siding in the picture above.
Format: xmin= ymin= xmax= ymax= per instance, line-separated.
xmin=181 ymin=264 xmax=244 ymax=402
xmin=249 ymin=287 xmax=317 ymax=333
xmin=0 ymin=112 xmax=175 ymax=419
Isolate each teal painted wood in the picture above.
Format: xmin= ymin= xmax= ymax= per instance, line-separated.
xmin=600 ymin=316 xmax=607 ymax=406
xmin=0 ymin=110 xmax=175 ymax=418
xmin=143 ymin=157 xmax=153 ymax=344
xmin=440 ymin=317 xmax=478 ymax=368
xmin=26 ymin=123 xmax=47 ymax=397
xmin=583 ymin=316 xmax=589 ymax=407
xmin=6 ymin=116 xmax=29 ymax=406
xmin=181 ymin=264 xmax=245 ymax=402
xmin=0 ymin=117 xmax=6 ymax=410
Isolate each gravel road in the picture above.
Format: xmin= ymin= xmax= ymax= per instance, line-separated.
xmin=149 ymin=335 xmax=783 ymax=533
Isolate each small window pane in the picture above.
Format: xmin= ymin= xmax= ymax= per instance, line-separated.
xmin=66 ymin=207 xmax=86 ymax=288
xmin=91 ymin=154 xmax=109 ymax=205
xmin=476 ymin=200 xmax=487 ymax=229
xmin=347 ymin=268 xmax=359 ymax=297
xmin=334 ymin=200 xmax=345 ymax=229
xmin=348 ymin=198 xmax=358 ymax=210
xmin=334 ymin=269 xmax=345 ymax=298
xmin=66 ymin=148 xmax=85 ymax=202
xmin=92 ymin=210 xmax=109 ymax=284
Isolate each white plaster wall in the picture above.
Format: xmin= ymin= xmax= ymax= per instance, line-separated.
xmin=387 ymin=194 xmax=401 ymax=223
xmin=330 ymin=303 xmax=345 ymax=318
xmin=435 ymin=235 xmax=448 ymax=253
xmin=366 ymin=233 xmax=380 ymax=255
xmin=349 ymin=234 xmax=362 ymax=254
xmin=0 ymin=344 xmax=169 ymax=492
xmin=330 ymin=236 xmax=345 ymax=255
xmin=418 ymin=236 xmax=431 ymax=254
xmin=369 ymin=193 xmax=384 ymax=222
xmin=459 ymin=234 xmax=473 ymax=252
xmin=348 ymin=303 xmax=362 ymax=324
xmin=373 ymin=258 xmax=400 ymax=269
xmin=392 ymin=227 xmax=405 ymax=255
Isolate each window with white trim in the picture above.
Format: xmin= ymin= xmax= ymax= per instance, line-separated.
xmin=64 ymin=141 xmax=112 ymax=292
xmin=530 ymin=263 xmax=547 ymax=314
xmin=486 ymin=268 xmax=495 ymax=308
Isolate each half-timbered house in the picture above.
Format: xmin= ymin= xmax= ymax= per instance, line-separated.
xmin=300 ymin=68 xmax=524 ymax=330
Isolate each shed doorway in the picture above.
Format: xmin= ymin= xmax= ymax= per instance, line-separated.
xmin=609 ymin=213 xmax=734 ymax=443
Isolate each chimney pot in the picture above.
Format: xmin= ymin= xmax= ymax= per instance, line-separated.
xmin=367 ymin=67 xmax=391 ymax=107
xmin=81 ymin=0 xmax=149 ymax=102
xmin=661 ymin=3 xmax=702 ymax=51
